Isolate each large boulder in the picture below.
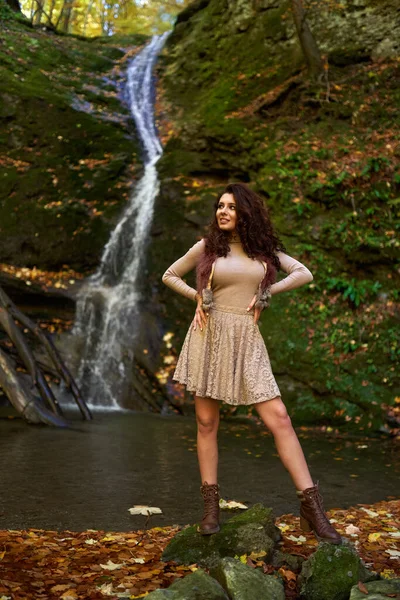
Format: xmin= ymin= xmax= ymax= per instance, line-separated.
xmin=162 ymin=503 xmax=281 ymax=568
xmin=298 ymin=540 xmax=378 ymax=600
xmin=144 ymin=569 xmax=229 ymax=599
xmin=210 ymin=556 xmax=285 ymax=600
xmin=349 ymin=579 xmax=400 ymax=600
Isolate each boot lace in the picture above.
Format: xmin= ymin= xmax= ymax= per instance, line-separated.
xmin=200 ymin=484 xmax=219 ymax=517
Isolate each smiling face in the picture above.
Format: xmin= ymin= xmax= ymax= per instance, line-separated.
xmin=216 ymin=193 xmax=237 ymax=232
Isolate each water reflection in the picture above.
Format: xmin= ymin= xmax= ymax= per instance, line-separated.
xmin=0 ymin=412 xmax=398 ymax=531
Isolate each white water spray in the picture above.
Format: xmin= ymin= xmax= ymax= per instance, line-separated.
xmin=72 ymin=33 xmax=169 ymax=408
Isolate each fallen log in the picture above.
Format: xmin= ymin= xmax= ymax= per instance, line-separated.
xmin=0 ymin=285 xmax=92 ymax=425
xmin=0 ymin=348 xmax=69 ymax=427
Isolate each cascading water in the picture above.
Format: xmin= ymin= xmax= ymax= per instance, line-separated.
xmin=72 ymin=32 xmax=170 ymax=408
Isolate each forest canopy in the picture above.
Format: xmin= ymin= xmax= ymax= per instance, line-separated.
xmin=17 ymin=0 xmax=192 ymax=37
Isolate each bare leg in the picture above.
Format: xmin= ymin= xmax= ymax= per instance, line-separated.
xmin=194 ymin=394 xmax=220 ymax=484
xmin=254 ymin=397 xmax=314 ymax=491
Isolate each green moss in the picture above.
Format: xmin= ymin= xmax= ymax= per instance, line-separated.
xmin=161 ymin=504 xmax=280 ymax=568
xmin=0 ymin=22 xmax=144 ymax=270
xmin=148 ymin=0 xmax=400 ymax=426
xmin=298 ymin=542 xmax=375 ymax=600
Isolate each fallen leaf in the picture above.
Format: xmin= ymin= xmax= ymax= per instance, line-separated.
xmin=130 ymin=558 xmax=145 ymax=564
xmin=360 ymin=508 xmax=379 ymax=518
xmin=128 ymin=505 xmax=162 ymax=516
xmin=346 ymin=524 xmax=361 ymax=535
xmin=60 ymin=591 xmax=78 ymax=600
xmin=287 ymin=535 xmax=307 ymax=543
xmin=248 ymin=550 xmax=267 ymax=560
xmin=50 ymin=585 xmax=72 ymax=593
xmin=219 ymin=499 xmax=248 ymax=509
xmin=97 ymin=582 xmax=114 ymax=596
xmin=99 ymin=560 xmax=126 ymax=570
xmin=358 ymin=580 xmax=369 ymax=594
xmin=385 ymin=549 xmax=400 ymax=559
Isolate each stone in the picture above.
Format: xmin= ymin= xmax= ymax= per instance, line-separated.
xmin=162 ymin=503 xmax=281 ymax=568
xmin=298 ymin=540 xmax=378 ymax=600
xmin=271 ymin=549 xmax=305 ymax=571
xmin=144 ymin=569 xmax=229 ymax=599
xmin=210 ymin=556 xmax=285 ymax=600
xmin=350 ymin=579 xmax=400 ymax=600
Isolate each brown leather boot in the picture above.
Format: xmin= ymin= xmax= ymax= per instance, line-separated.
xmin=297 ymin=481 xmax=342 ymax=544
xmin=197 ymin=481 xmax=220 ymax=535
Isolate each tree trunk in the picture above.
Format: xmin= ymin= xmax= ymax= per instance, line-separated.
xmin=32 ymin=0 xmax=45 ymax=25
xmin=291 ymin=0 xmax=324 ymax=80
xmin=0 ymin=349 xmax=69 ymax=426
xmin=0 ymin=285 xmax=92 ymax=425
xmin=59 ymin=0 xmax=74 ymax=32
xmin=0 ymin=286 xmax=92 ymax=421
xmin=0 ymin=307 xmax=64 ymax=416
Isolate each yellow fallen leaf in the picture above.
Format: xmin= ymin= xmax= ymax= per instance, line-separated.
xmin=60 ymin=591 xmax=78 ymax=600
xmin=368 ymin=532 xmax=382 ymax=542
xmin=249 ymin=550 xmax=267 ymax=560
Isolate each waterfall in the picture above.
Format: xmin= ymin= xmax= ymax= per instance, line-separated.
xmin=72 ymin=32 xmax=169 ymax=408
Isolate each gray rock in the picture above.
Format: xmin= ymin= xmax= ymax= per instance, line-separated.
xmin=271 ymin=549 xmax=305 ymax=571
xmin=210 ymin=556 xmax=285 ymax=600
xmin=350 ymin=579 xmax=400 ymax=600
xmin=144 ymin=569 xmax=229 ymax=599
xmin=298 ymin=540 xmax=377 ymax=600
xmin=162 ymin=503 xmax=281 ymax=568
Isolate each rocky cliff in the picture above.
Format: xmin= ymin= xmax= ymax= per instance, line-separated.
xmin=145 ymin=0 xmax=400 ymax=429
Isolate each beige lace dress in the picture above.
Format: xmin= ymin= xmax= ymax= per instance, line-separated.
xmin=162 ymin=238 xmax=313 ymax=406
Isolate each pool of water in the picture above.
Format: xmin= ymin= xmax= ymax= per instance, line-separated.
xmin=0 ymin=411 xmax=398 ymax=532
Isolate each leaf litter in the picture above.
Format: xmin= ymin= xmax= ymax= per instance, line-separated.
xmin=0 ymin=499 xmax=398 ymax=599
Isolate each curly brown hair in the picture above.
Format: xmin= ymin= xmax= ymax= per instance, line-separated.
xmin=196 ymin=182 xmax=287 ymax=294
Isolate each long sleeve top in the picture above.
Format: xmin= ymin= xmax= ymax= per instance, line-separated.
xmin=162 ymin=238 xmax=313 ymax=309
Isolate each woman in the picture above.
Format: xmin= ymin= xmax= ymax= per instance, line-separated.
xmin=162 ymin=182 xmax=341 ymax=545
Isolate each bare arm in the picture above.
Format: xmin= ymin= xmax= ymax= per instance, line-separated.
xmin=270 ymin=251 xmax=313 ymax=296
xmin=161 ymin=239 xmax=205 ymax=302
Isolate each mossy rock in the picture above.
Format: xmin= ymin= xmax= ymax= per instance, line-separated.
xmin=143 ymin=569 xmax=229 ymax=599
xmin=350 ymin=579 xmax=400 ymax=600
xmin=161 ymin=503 xmax=281 ymax=568
xmin=298 ymin=540 xmax=378 ymax=600
xmin=210 ymin=556 xmax=285 ymax=600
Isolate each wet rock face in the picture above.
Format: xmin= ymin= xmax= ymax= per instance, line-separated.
xmin=161 ymin=503 xmax=281 ymax=568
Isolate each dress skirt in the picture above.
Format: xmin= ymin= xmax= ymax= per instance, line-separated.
xmin=172 ymin=302 xmax=281 ymax=406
